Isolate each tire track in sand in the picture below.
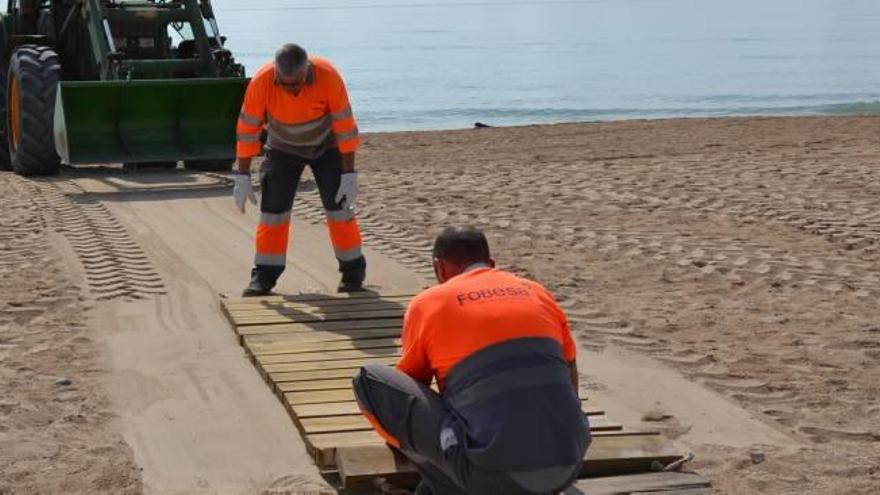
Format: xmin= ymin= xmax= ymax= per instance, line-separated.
xmin=28 ymin=178 xmax=165 ymax=300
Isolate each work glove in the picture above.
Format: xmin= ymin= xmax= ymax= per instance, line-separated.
xmin=335 ymin=172 xmax=358 ymax=211
xmin=233 ymin=172 xmax=257 ymax=214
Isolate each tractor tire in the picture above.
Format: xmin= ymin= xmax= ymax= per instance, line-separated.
xmin=0 ymin=63 xmax=10 ymax=170
xmin=7 ymin=45 xmax=62 ymax=176
xmin=184 ymin=159 xmax=234 ymax=172
xmin=0 ymin=22 xmax=10 ymax=170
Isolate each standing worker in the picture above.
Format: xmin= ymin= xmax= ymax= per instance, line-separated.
xmin=353 ymin=226 xmax=590 ymax=494
xmin=233 ymin=44 xmax=365 ymax=296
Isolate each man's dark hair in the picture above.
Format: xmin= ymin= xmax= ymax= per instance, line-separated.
xmin=275 ymin=43 xmax=308 ymax=77
xmin=432 ymin=226 xmax=492 ymax=266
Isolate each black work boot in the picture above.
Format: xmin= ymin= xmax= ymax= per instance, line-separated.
xmin=241 ymin=280 xmax=272 ymax=297
xmin=242 ymin=265 xmax=283 ymax=297
xmin=337 ymin=256 xmax=366 ymax=293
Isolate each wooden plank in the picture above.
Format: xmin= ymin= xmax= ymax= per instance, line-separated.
xmin=293 ymin=401 xmax=366 ymax=419
xmin=335 ymin=446 xmax=420 ymax=489
xmin=283 ymin=386 xmax=594 ymax=410
xmin=223 ymin=292 xmax=415 ymax=306
xmin=226 ymin=293 xmax=413 ymax=309
xmin=277 ymin=378 xmax=599 ymax=395
xmin=250 ymin=337 xmax=402 ymax=356
xmin=282 ymin=384 xmax=448 ymax=404
xmin=298 ymin=413 xmax=623 ymax=435
xmin=321 ymin=429 xmax=658 ymax=457
xmin=278 ymin=378 xmax=355 ymax=393
xmin=256 ymin=347 xmax=401 ymax=366
xmin=261 ymin=356 xmax=398 ymax=374
xmin=299 ymin=415 xmax=373 ymax=434
xmin=243 ymin=327 xmax=401 ymax=346
xmin=233 ymin=309 xmax=406 ymax=327
xmin=271 ymin=368 xmax=363 ymax=383
xmin=333 ymin=434 xmax=682 ymax=482
xmin=224 ymin=292 xmax=699 ymax=490
xmin=290 ymin=400 xmax=607 ymax=419
xmin=228 ymin=299 xmax=410 ymax=315
xmin=228 ymin=303 xmax=409 ymax=320
xmin=284 ymin=388 xmax=357 ymax=405
xmin=236 ymin=317 xmax=403 ymax=336
xmin=566 ymin=472 xmax=711 ymax=495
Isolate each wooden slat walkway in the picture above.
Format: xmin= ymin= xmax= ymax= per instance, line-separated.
xmin=221 ymin=292 xmax=709 ymax=492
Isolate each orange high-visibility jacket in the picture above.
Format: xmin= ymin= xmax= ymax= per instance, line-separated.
xmin=397 ymin=266 xmax=576 ymax=391
xmin=236 ymin=57 xmax=360 ymax=159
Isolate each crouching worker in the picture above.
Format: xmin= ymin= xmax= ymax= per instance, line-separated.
xmin=353 ymin=226 xmax=590 ymax=494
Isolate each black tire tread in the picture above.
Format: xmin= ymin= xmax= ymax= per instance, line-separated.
xmin=0 ymin=63 xmax=9 ymax=170
xmin=9 ymin=45 xmax=61 ymax=176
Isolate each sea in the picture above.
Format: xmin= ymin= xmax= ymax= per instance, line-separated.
xmin=211 ymin=0 xmax=880 ymax=132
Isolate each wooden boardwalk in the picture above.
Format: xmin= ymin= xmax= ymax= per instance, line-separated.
xmin=221 ymin=291 xmax=710 ymax=492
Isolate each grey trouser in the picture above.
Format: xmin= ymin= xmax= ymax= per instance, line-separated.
xmin=352 ymin=364 xmax=559 ymax=495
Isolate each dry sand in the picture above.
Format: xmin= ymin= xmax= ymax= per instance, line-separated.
xmin=2 ymin=115 xmax=879 ymax=494
xmin=355 ymin=116 xmax=880 ymax=494
xmin=0 ymin=176 xmax=140 ymax=493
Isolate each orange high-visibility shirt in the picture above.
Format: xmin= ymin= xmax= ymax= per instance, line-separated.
xmin=236 ymin=57 xmax=360 ymax=159
xmin=397 ymin=267 xmax=576 ymax=391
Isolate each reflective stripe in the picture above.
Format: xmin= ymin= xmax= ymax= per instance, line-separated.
xmin=254 ymin=253 xmax=286 ymax=266
xmin=446 ymin=364 xmax=571 ymax=410
xmin=268 ymin=114 xmax=330 ymax=137
xmin=237 ymin=132 xmax=261 ymax=143
xmin=260 ymin=211 xmax=291 ymax=226
xmin=335 ymin=126 xmax=359 ymax=142
xmin=239 ymin=111 xmax=262 ymax=126
xmin=266 ymin=131 xmax=331 ymax=151
xmin=267 ymin=114 xmax=333 ymax=148
xmin=325 ymin=208 xmax=355 ymax=222
xmin=334 ymin=246 xmax=363 ymax=262
xmin=330 ymin=106 xmax=353 ymax=121
xmin=509 ymin=464 xmax=582 ymax=493
xmin=440 ymin=427 xmax=458 ymax=451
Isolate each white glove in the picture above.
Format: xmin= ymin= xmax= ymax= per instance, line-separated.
xmin=335 ymin=172 xmax=358 ymax=211
xmin=233 ymin=173 xmax=257 ymax=213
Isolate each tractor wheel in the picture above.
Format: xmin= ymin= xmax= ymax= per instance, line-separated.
xmin=0 ymin=62 xmax=10 ymax=170
xmin=0 ymin=20 xmax=10 ymax=170
xmin=184 ymin=159 xmax=234 ymax=172
xmin=7 ymin=45 xmax=62 ymax=176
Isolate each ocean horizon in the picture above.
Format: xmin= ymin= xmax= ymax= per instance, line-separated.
xmin=212 ymin=0 xmax=880 ymax=132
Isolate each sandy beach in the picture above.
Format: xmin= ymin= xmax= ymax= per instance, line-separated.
xmin=355 ymin=116 xmax=880 ymax=494
xmin=0 ymin=176 xmax=141 ymax=493
xmin=2 ymin=115 xmax=879 ymax=493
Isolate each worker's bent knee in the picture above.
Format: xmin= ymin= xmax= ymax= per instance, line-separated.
xmin=353 ymin=364 xmax=409 ymax=448
xmin=351 ymin=364 xmax=376 ymax=410
xmin=352 ymin=363 xmax=404 ymax=411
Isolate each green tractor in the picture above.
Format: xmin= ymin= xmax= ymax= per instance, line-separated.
xmin=0 ymin=0 xmax=249 ymax=175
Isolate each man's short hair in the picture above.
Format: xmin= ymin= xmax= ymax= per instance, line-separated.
xmin=432 ymin=226 xmax=492 ymax=266
xmin=275 ymin=43 xmax=308 ymax=77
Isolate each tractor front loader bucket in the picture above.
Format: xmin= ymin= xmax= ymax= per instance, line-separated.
xmin=54 ymin=77 xmax=249 ymax=165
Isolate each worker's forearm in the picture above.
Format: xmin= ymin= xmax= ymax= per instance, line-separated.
xmin=568 ymin=360 xmax=579 ymax=391
xmin=341 ymin=152 xmax=355 ymax=173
